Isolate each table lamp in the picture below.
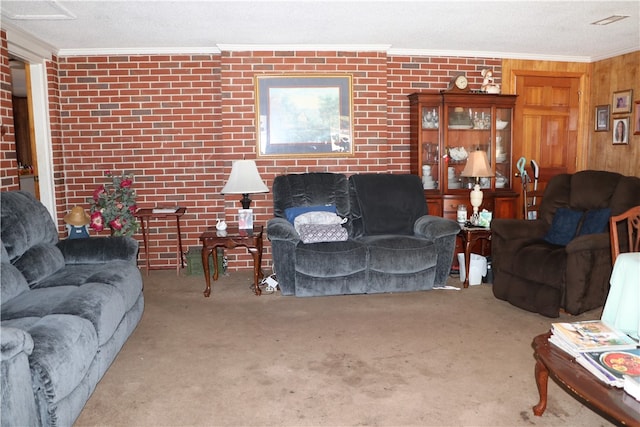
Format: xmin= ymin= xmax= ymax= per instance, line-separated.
xmin=221 ymin=160 xmax=269 ymax=228
xmin=460 ymin=150 xmax=494 ymax=225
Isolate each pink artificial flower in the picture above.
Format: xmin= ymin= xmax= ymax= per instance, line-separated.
xmin=129 ymin=204 xmax=137 ymax=213
xmin=93 ymin=185 xmax=105 ymax=202
xmin=120 ymin=178 xmax=132 ymax=188
xmin=109 ymin=218 xmax=123 ymax=230
xmin=90 ymin=211 xmax=104 ymax=231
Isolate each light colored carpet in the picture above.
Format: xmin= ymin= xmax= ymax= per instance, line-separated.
xmin=75 ymin=270 xmax=615 ymax=427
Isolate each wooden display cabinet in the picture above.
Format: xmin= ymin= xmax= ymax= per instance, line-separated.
xmin=408 ymin=91 xmax=519 ymax=222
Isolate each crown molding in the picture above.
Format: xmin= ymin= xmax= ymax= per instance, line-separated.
xmin=2 ymin=21 xmax=54 ymax=61
xmin=589 ymin=46 xmax=640 ymax=63
xmin=387 ymin=48 xmax=592 ymax=63
xmin=217 ymin=44 xmax=392 ymax=52
xmin=57 ymin=46 xmax=221 ymax=57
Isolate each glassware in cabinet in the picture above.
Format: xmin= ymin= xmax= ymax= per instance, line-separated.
xmin=445 ymin=106 xmax=492 ymax=192
xmin=408 ymin=92 xmax=442 ymax=191
xmin=494 ymin=106 xmax=513 ymax=190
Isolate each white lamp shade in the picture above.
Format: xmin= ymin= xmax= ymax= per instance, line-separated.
xmin=221 ymin=160 xmax=269 ymax=195
xmin=460 ymin=150 xmax=494 ymax=178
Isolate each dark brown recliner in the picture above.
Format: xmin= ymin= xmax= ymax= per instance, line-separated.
xmin=491 ymin=170 xmax=640 ymax=317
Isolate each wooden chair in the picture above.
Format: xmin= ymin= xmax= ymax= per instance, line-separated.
xmin=609 ymin=205 xmax=640 ymax=264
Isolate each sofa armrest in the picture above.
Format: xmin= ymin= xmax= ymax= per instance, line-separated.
xmin=414 ymin=215 xmax=460 ymax=240
xmin=266 ymin=218 xmax=301 ymax=244
xmin=1 ymin=327 xmax=39 ymax=426
xmin=56 ymin=236 xmax=139 ymax=264
xmin=491 ymin=218 xmax=548 ymax=240
xmin=1 ymin=327 xmax=34 ymax=362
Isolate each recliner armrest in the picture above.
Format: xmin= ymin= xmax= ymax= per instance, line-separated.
xmin=1 ymin=326 xmax=39 ymax=426
xmin=414 ymin=215 xmax=460 ymax=240
xmin=57 ymin=236 xmax=139 ymax=264
xmin=1 ymin=327 xmax=34 ymax=362
xmin=491 ymin=218 xmax=548 ymax=240
xmin=266 ymin=218 xmax=301 ymax=244
xmin=566 ymin=232 xmax=610 ymax=253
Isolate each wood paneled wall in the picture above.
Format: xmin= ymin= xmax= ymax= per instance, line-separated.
xmin=588 ymin=51 xmax=639 ymax=177
xmin=501 ymin=59 xmax=590 ymax=171
xmin=503 ymin=53 xmax=640 ymax=178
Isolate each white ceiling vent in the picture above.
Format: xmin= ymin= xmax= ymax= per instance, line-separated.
xmin=591 ymin=15 xmax=629 ymax=26
xmin=2 ymin=0 xmax=76 ymax=20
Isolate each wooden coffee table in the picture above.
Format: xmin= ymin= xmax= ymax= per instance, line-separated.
xmin=532 ymin=332 xmax=640 ymax=425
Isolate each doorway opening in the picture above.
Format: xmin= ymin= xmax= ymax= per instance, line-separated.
xmin=9 ymin=57 xmax=38 ymax=198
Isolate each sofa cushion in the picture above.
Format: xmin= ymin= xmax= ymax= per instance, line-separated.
xmin=0 ymin=192 xmax=59 ymax=261
xmin=543 ymin=208 xmax=583 ymax=246
xmin=13 ymin=243 xmax=65 ymax=287
xmin=50 ymin=283 xmax=127 ymax=346
xmin=295 ymin=240 xmax=367 ymax=278
xmin=273 ymin=173 xmax=349 ymax=219
xmin=1 ymin=287 xmax=76 ymax=321
xmin=1 ymin=262 xmax=30 ymax=303
xmin=609 ymin=175 xmax=640 ymax=216
xmin=578 ymin=208 xmax=611 ymax=236
xmin=569 ymin=170 xmax=621 ymax=210
xmin=36 ymin=262 xmax=143 ymax=311
xmin=349 ymin=174 xmax=427 ymax=237
xmin=363 ymin=235 xmax=436 ymax=274
xmin=285 ymin=204 xmax=336 ymax=224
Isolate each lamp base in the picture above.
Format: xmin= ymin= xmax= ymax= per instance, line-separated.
xmin=240 ymin=194 xmax=252 ymax=210
xmin=469 ymin=184 xmax=483 ymax=225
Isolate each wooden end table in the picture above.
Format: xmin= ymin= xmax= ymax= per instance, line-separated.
xmin=458 ymin=226 xmax=491 ymax=288
xmin=199 ymin=225 xmax=264 ymax=297
xmin=532 ymin=332 xmax=640 ymax=425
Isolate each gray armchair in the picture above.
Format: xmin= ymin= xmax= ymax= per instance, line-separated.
xmin=267 ymin=173 xmax=460 ymax=297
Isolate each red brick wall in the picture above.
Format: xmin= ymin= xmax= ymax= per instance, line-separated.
xmin=1 ymin=41 xmax=501 ymax=271
xmin=55 ymin=54 xmax=222 ymax=267
xmin=0 ymin=30 xmax=19 ymax=190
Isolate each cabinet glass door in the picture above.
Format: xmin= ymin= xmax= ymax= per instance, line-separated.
xmin=494 ymin=107 xmax=512 ymax=190
xmin=420 ymin=106 xmax=440 ymax=191
xmin=445 ymin=106 xmax=492 ymax=192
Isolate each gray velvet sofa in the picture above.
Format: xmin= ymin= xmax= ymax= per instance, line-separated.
xmin=1 ymin=191 xmax=144 ymax=426
xmin=267 ymin=173 xmax=460 ymax=296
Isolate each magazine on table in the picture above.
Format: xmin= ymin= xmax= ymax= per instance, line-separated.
xmin=151 ymin=206 xmax=180 ymax=214
xmin=550 ymin=320 xmax=638 ymax=356
xmin=576 ymin=348 xmax=640 ymax=388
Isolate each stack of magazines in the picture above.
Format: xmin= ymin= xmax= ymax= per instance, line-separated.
xmin=549 ymin=320 xmax=640 ymax=392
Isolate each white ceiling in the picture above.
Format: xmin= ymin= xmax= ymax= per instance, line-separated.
xmin=2 ymin=1 xmax=639 ymax=62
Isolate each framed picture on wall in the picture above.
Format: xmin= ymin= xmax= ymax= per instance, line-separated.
xmin=255 ymin=74 xmax=354 ymax=157
xmin=635 ymin=101 xmax=640 ymax=135
xmin=595 ymin=105 xmax=610 ymax=131
xmin=612 ymin=89 xmax=633 ymax=114
xmin=612 ymin=117 xmax=629 ymax=145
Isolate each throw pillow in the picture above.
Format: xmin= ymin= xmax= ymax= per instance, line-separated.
xmin=297 ymin=223 xmax=348 ymax=244
xmin=285 ymin=204 xmax=336 ymax=224
xmin=578 ymin=208 xmax=611 ymax=236
xmin=543 ymin=208 xmax=584 ymax=246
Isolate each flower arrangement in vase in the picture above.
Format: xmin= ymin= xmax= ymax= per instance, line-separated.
xmin=89 ymin=170 xmax=139 ymax=236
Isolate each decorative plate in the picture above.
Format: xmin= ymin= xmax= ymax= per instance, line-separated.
xmin=448 ymin=125 xmax=474 ymax=130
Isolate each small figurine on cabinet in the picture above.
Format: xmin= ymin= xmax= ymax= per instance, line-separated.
xmin=64 ymin=206 xmax=91 ymax=239
xmin=481 ymin=69 xmax=500 ymax=94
